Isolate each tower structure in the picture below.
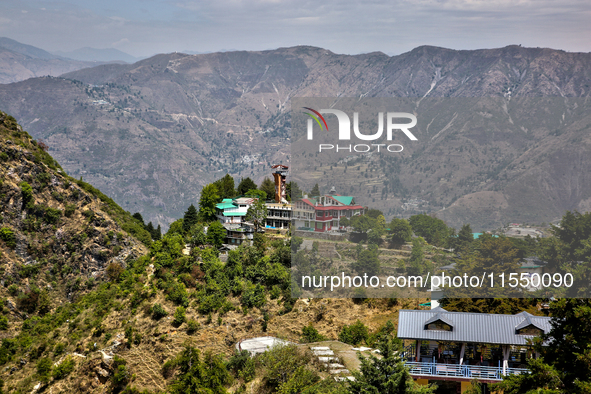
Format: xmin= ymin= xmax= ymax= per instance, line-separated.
xmin=271 ymin=164 xmax=289 ymax=203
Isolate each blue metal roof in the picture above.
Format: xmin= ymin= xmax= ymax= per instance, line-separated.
xmin=397 ymin=308 xmax=551 ymax=346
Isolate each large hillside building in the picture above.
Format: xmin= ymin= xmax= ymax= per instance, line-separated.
xmin=397 ymin=308 xmax=551 ymax=392
xmin=293 ymin=194 xmax=364 ymax=232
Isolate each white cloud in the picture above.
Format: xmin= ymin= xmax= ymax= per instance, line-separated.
xmin=112 ymin=38 xmax=130 ymax=47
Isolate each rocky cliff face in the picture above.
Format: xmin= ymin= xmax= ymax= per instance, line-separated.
xmin=0 ymin=111 xmax=147 ymax=310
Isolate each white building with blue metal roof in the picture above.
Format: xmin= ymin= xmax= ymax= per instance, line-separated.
xmin=397 ymin=307 xmax=551 ymax=392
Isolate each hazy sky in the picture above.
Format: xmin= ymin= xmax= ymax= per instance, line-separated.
xmin=1 ymin=0 xmax=590 ymax=58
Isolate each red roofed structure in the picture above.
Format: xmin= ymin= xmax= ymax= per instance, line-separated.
xmin=293 ymin=194 xmax=364 ymax=232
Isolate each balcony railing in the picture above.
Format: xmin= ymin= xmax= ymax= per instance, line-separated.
xmin=404 ymin=361 xmax=528 ymax=381
xmin=315 ymin=214 xmax=333 ymax=221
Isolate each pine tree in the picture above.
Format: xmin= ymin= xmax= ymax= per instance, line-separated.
xmin=348 ymin=337 xmax=434 ymax=393
xmin=407 ymin=237 xmax=426 ymax=276
xmin=146 ymin=221 xmax=156 ymax=238
xmin=352 ymin=244 xmax=380 ymax=276
xmin=454 ymin=223 xmax=474 ymax=254
xmin=183 ymin=204 xmax=199 ymax=234
xmin=310 ymin=183 xmax=321 ymax=197
xmin=213 ymin=174 xmax=235 ymax=199
xmin=169 ymin=346 xmax=230 ymax=394
xmin=237 ymin=177 xmax=257 ymax=195
xmin=132 ymin=212 xmax=144 ymax=225
xmin=286 ymin=181 xmax=302 ymax=200
xmin=260 ymin=177 xmax=276 ymax=200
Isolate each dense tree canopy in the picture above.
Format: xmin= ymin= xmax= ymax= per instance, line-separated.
xmin=286 ymin=181 xmax=302 ymax=200
xmin=245 ymin=198 xmax=268 ymax=232
xmin=237 ymin=177 xmax=257 ymax=196
xmin=260 ymin=177 xmax=276 ymax=200
xmin=213 ymin=174 xmax=236 ymax=200
xmin=389 ymin=218 xmax=412 ymax=248
xmin=453 ymin=224 xmax=474 ymax=254
xmin=199 ymin=184 xmax=220 ymax=222
xmin=182 ymin=204 xmax=199 ymax=234
xmin=349 ymin=337 xmax=434 ymax=394
xmin=494 ymin=299 xmax=591 ymax=393
xmin=352 ymin=244 xmax=380 ymax=276
xmin=409 ymin=214 xmax=454 ymax=248
xmin=206 ymin=221 xmax=226 ymax=248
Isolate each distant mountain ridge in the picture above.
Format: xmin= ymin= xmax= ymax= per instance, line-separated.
xmin=0 ymin=37 xmax=59 ymax=60
xmin=0 ymin=44 xmax=590 ymax=230
xmin=53 ymin=47 xmax=142 ymax=63
xmin=0 ymin=37 xmax=116 ymax=84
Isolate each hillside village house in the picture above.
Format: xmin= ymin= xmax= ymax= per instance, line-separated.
xmin=397 ymin=307 xmax=550 ymax=393
xmin=214 ymin=174 xmax=293 ymax=244
xmin=265 ymin=202 xmax=291 ymax=229
xmin=215 ymin=197 xmax=255 ymax=224
xmin=293 ymin=194 xmax=364 ymax=232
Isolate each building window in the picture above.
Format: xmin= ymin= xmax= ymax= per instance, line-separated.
xmin=516 ymin=326 xmax=543 ymax=336
xmin=425 ymin=321 xmax=453 ymax=331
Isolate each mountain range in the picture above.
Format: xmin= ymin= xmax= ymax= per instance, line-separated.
xmin=52 ymin=47 xmax=142 ymax=63
xmin=0 ymin=43 xmax=590 ymax=230
xmin=0 ymin=37 xmax=139 ymax=84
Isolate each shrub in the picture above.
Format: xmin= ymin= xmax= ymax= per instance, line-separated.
xmin=338 ymin=320 xmax=369 ymax=345
xmin=53 ymin=343 xmax=65 ymax=356
xmin=7 ymin=284 xmax=18 ymax=296
xmin=17 ymin=288 xmax=40 ymax=313
xmin=151 ymin=303 xmax=168 ymax=320
xmin=19 ymin=182 xmax=33 ymax=205
xmin=0 ymin=228 xmax=15 ymax=249
xmin=64 ymin=204 xmax=76 ymax=218
xmin=125 ymin=326 xmax=134 ymax=347
xmin=172 ymin=306 xmax=186 ymax=326
xmin=43 ymin=207 xmax=62 ymax=224
xmin=300 ymin=324 xmax=326 ymax=343
xmin=186 ymin=320 xmax=200 ymax=334
xmin=36 ymin=357 xmax=53 ymax=383
xmin=52 ymin=356 xmax=75 ymax=379
xmin=106 ymin=263 xmax=125 ymax=282
xmin=82 ymin=209 xmax=95 ymax=221
xmin=227 ymin=349 xmax=255 ymax=382
xmin=270 ymin=285 xmax=281 ymax=300
xmin=166 ymin=282 xmax=189 ymax=307
xmin=0 ymin=316 xmax=8 ymax=330
xmin=259 ymin=344 xmax=312 ymax=391
xmin=112 ymin=356 xmax=130 ymax=389
xmin=36 ymin=172 xmax=51 ymax=189
xmin=241 ymin=282 xmax=266 ymax=309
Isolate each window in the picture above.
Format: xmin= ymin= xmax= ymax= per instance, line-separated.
xmin=516 ymin=325 xmax=543 ymax=336
xmin=425 ymin=320 xmax=453 ymax=331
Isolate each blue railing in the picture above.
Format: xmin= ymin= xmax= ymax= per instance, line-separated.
xmin=404 ymin=361 xmax=528 ymax=380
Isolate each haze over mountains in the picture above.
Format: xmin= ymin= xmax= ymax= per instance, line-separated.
xmin=53 ymin=47 xmax=142 ymax=63
xmin=0 ymin=37 xmax=139 ymax=84
xmin=0 ymin=41 xmax=590 ymax=230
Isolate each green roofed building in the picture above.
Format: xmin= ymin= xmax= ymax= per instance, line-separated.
xmin=215 ymin=196 xmax=256 ymax=225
